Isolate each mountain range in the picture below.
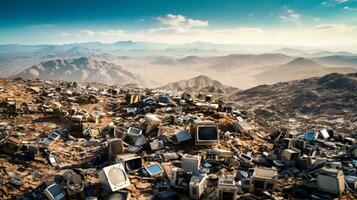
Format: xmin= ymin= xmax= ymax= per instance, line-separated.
xmin=1 ymin=41 xmax=357 ymax=89
xmin=12 ymin=57 xmax=142 ymax=85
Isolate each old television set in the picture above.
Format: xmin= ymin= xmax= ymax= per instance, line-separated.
xmin=317 ymin=167 xmax=345 ymax=195
xmin=44 ymin=183 xmax=66 ymax=200
xmin=115 ymin=153 xmax=143 ymax=173
xmin=189 ymin=174 xmax=207 ymax=200
xmin=108 ymin=138 xmax=124 ymax=160
xmin=217 ymin=176 xmax=237 ymax=200
xmin=251 ymin=167 xmax=277 ymax=192
xmin=127 ymin=127 xmax=147 ymax=146
xmin=181 ymin=154 xmax=201 ymax=172
xmin=99 ymin=163 xmax=130 ymax=192
xmin=158 ymin=95 xmax=169 ymax=106
xmin=282 ymin=149 xmax=300 ymax=166
xmin=191 ymin=121 xmax=219 ymax=145
xmin=145 ymin=163 xmax=164 ymax=176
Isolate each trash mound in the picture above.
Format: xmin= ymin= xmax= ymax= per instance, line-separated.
xmin=0 ymin=78 xmax=356 ymax=200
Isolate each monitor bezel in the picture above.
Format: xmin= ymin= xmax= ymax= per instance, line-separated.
xmin=145 ymin=164 xmax=164 ymax=176
xmin=196 ymin=125 xmax=219 ymax=143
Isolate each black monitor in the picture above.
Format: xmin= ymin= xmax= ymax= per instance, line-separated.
xmin=196 ymin=125 xmax=218 ymax=144
xmin=124 ymin=157 xmax=142 ymax=172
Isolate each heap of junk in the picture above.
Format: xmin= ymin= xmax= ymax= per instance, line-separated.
xmin=0 ymin=78 xmax=356 ymax=200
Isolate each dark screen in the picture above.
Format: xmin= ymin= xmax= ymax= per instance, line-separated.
xmin=125 ymin=158 xmax=142 ymax=171
xmin=198 ymin=126 xmax=218 ymax=141
xmin=254 ymin=180 xmax=265 ymax=189
xmin=222 ymin=191 xmax=234 ymax=200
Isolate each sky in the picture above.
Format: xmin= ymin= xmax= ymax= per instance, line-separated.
xmin=0 ymin=0 xmax=357 ymax=47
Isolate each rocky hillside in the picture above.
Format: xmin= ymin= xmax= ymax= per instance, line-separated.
xmin=228 ymin=72 xmax=357 ymax=133
xmin=11 ymin=57 xmax=142 ymax=85
xmin=159 ymin=74 xmax=238 ymax=93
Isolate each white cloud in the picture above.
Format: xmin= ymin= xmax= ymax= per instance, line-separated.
xmin=156 ymin=14 xmax=208 ymax=27
xmin=313 ymin=23 xmax=356 ymax=32
xmin=279 ymin=8 xmax=302 ymax=25
xmin=343 ymin=6 xmax=357 ymax=10
xmin=291 ymin=14 xmax=300 ymax=19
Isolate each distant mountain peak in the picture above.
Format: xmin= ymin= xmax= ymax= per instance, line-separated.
xmin=159 ymin=74 xmax=237 ymax=93
xmin=284 ymin=57 xmax=321 ymax=67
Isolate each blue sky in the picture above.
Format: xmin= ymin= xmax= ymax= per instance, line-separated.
xmin=0 ymin=0 xmax=356 ymax=46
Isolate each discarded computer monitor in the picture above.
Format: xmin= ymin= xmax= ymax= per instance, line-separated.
xmin=319 ymin=129 xmax=330 ymax=140
xmin=282 ymin=138 xmax=292 ymax=149
xmin=127 ymin=127 xmax=147 ymax=146
xmin=48 ymin=132 xmax=61 ymax=141
xmin=108 ymin=138 xmax=124 ymax=160
xmin=48 ymin=153 xmax=58 ymax=166
xmin=1 ymin=137 xmax=21 ymax=155
xmin=115 ymin=153 xmax=143 ymax=172
xmin=145 ymin=163 xmax=164 ymax=176
xmin=125 ymin=93 xmax=140 ymax=105
xmin=150 ymin=139 xmax=164 ymax=151
xmin=190 ymin=121 xmax=219 ymax=146
xmin=158 ymin=95 xmax=169 ymax=106
xmin=174 ymin=130 xmax=192 ymax=143
xmin=317 ymin=167 xmax=345 ymax=195
xmin=189 ymin=174 xmax=207 ymax=200
xmin=296 ymin=156 xmax=312 ymax=170
xmin=217 ymin=175 xmax=237 ymax=200
xmin=235 ymin=121 xmax=253 ymax=134
xmin=99 ymin=163 xmax=130 ymax=192
xmin=251 ymin=167 xmax=278 ymax=192
xmin=305 ymin=131 xmax=318 ymax=142
xmin=281 ymin=149 xmax=300 ymax=166
xmin=293 ymin=139 xmax=307 ymax=151
xmin=43 ymin=138 xmax=55 ymax=146
xmin=44 ymin=183 xmax=66 ymax=200
xmin=144 ymin=113 xmax=161 ymax=134
xmin=181 ymin=154 xmax=201 ymax=172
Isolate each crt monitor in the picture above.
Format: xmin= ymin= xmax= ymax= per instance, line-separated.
xmin=145 ymin=164 xmax=164 ymax=176
xmin=124 ymin=157 xmax=142 ymax=172
xmin=44 ymin=183 xmax=66 ymax=200
xmin=197 ymin=125 xmax=218 ymax=141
